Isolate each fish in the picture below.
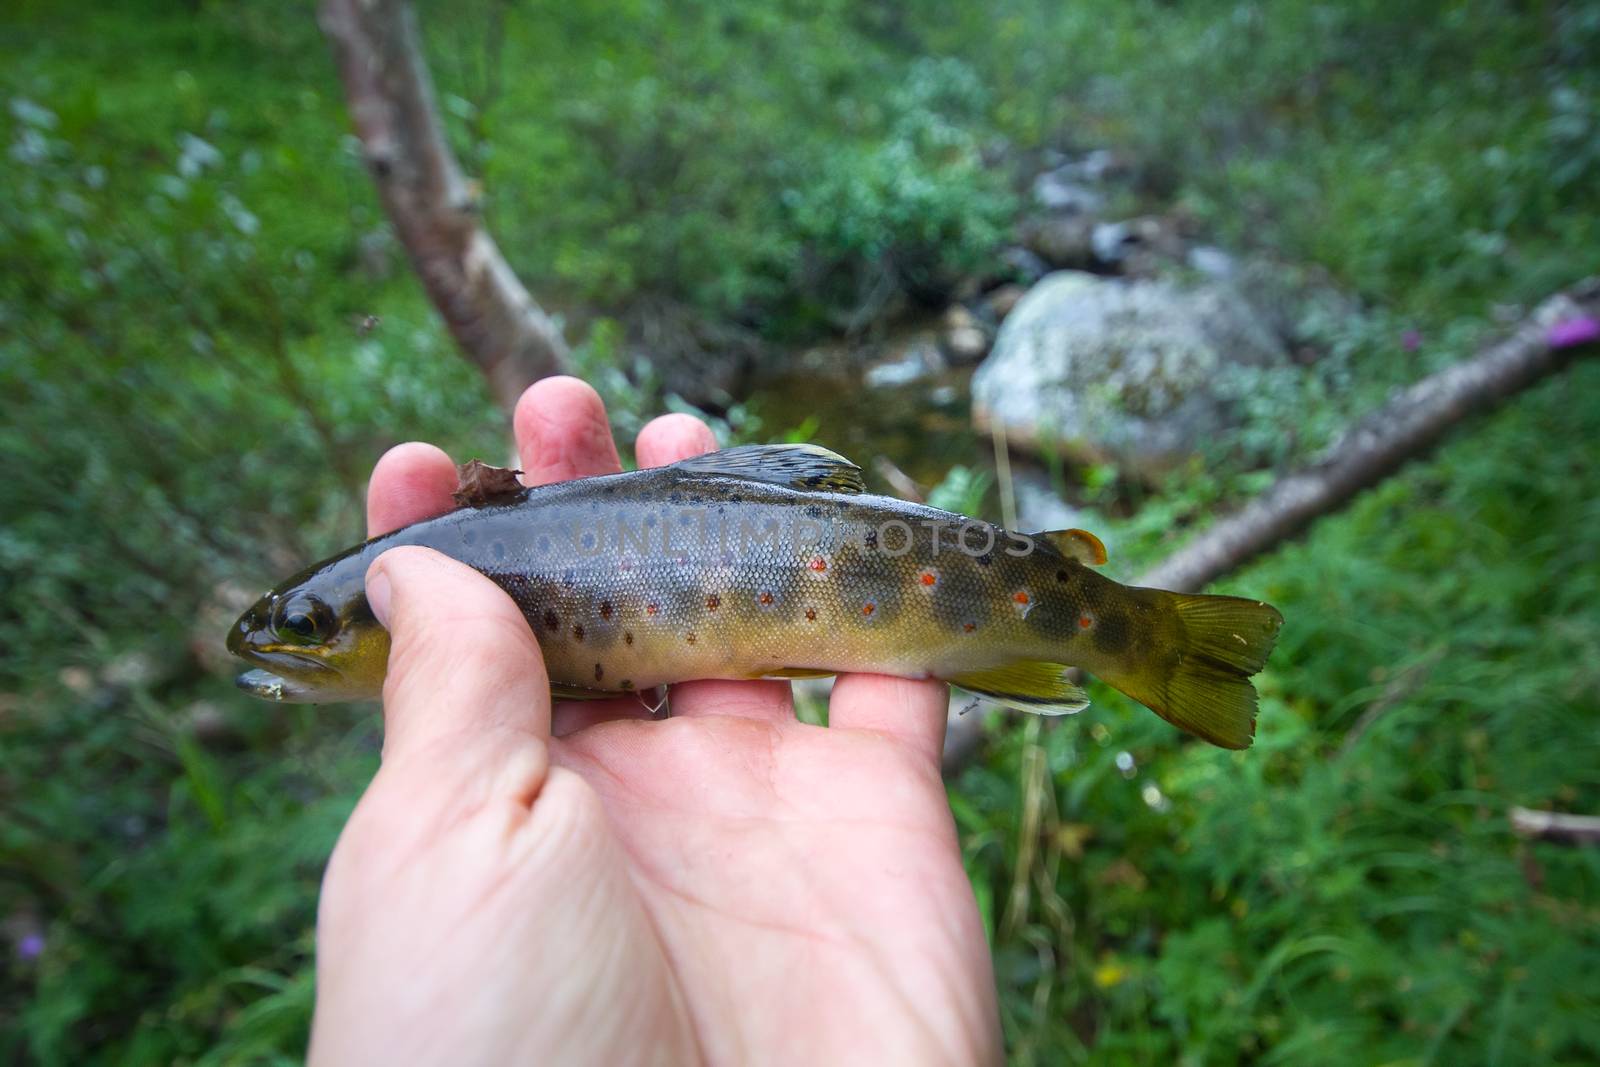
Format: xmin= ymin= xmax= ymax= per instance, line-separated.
xmin=228 ymin=444 xmax=1283 ymax=748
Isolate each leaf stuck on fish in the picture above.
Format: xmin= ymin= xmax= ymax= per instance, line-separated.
xmin=452 ymin=460 xmax=526 ymax=508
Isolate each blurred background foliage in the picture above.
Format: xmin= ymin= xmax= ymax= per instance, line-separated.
xmin=2 ymin=0 xmax=1598 ymax=1063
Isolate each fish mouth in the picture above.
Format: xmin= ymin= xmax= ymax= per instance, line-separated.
xmin=231 ymin=648 xmax=340 ymax=703
xmin=235 ymin=668 xmax=326 ymax=702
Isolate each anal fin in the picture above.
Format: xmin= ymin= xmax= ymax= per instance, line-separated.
xmin=945 ymin=661 xmax=1088 ymax=716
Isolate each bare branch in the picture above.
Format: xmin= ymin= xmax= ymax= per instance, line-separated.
xmin=319 ymin=0 xmax=569 ymax=411
xmin=944 ymin=279 xmax=1600 ymax=774
xmin=1510 ymin=807 xmax=1600 ymax=846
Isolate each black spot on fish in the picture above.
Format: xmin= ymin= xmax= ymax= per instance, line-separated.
xmin=668 ymin=492 xmax=684 ymax=504
xmin=862 ymin=528 xmax=878 ymax=549
xmin=805 ymin=505 xmax=824 ymax=519
xmin=973 ymin=552 xmax=994 ymax=567
xmin=1056 ymin=569 xmax=1069 ymax=583
xmin=600 ymin=601 xmax=613 ymax=620
xmin=729 ymin=493 xmax=743 ymax=503
xmin=706 ymin=594 xmax=720 ymax=611
xmin=1093 ymin=610 xmax=1130 ymax=654
xmin=685 ymin=632 xmax=697 ymax=645
xmin=543 ymin=610 xmax=559 ymax=632
xmin=573 ymin=624 xmax=585 ymax=642
xmin=624 ymin=630 xmax=633 ymax=645
xmin=620 ymin=679 xmax=634 ymax=690
xmin=594 ymin=663 xmax=604 ymax=681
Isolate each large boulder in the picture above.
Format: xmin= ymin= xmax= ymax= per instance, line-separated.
xmin=970 ymin=271 xmax=1287 ymax=474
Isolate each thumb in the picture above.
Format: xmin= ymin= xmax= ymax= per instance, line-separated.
xmin=365 ymin=546 xmax=551 ymax=761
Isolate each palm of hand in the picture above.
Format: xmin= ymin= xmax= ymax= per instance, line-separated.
xmin=309 ymin=379 xmax=999 ymax=1066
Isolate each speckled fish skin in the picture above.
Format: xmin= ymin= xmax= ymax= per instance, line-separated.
xmin=229 ymin=446 xmax=1284 ymax=748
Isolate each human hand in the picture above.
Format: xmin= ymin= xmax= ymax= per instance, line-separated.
xmin=308 ymin=378 xmax=1001 ymax=1066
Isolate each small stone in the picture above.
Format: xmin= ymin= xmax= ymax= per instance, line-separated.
xmin=940 ymin=305 xmax=991 ymax=364
xmin=864 ymin=333 xmax=944 ymax=388
xmin=998 ymin=247 xmax=1049 ymax=286
xmin=1020 ymin=215 xmax=1096 ymax=269
xmin=985 ymin=284 xmax=1027 ymax=322
xmin=1031 ymin=166 xmax=1106 ymax=215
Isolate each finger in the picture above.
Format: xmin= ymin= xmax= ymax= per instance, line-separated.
xmin=366 ymin=442 xmax=460 ymax=538
xmin=826 ymin=673 xmax=949 ymax=766
xmin=550 ymin=693 xmax=662 ymax=736
xmin=666 ymin=679 xmax=795 ymax=723
xmin=513 ymin=376 xmax=623 ymax=486
xmin=366 ymin=546 xmax=551 ymax=760
xmin=634 ymin=412 xmax=718 ymax=469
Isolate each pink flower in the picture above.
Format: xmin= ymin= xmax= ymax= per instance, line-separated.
xmin=1547 ymin=316 xmax=1600 ymax=350
xmin=1401 ymin=329 xmax=1422 ymax=351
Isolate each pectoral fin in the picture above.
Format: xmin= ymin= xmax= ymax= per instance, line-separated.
xmin=946 ymin=661 xmax=1089 ymax=716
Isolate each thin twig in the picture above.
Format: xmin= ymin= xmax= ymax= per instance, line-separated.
xmin=1509 ymin=807 xmax=1600 ymax=846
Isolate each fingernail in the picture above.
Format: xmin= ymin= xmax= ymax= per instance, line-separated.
xmin=366 ymin=567 xmax=392 ymax=627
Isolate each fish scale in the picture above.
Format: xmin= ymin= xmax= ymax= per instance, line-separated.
xmin=228 ymin=444 xmax=1284 ymax=748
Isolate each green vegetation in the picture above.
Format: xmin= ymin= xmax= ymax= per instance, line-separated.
xmin=3 ymin=0 xmax=1597 ymax=1063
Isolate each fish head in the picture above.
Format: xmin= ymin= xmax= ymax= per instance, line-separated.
xmin=227 ymin=547 xmax=389 ymax=703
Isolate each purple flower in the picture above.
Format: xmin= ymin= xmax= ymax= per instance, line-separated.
xmin=1401 ymin=329 xmax=1422 ymax=351
xmin=17 ymin=933 xmax=44 ymax=961
xmin=1547 ymin=316 xmax=1600 ymax=350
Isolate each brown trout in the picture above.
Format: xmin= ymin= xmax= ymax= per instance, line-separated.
xmin=228 ymin=445 xmax=1282 ymax=747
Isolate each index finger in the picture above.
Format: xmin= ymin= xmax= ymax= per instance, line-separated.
xmin=366 ymin=441 xmax=461 ymax=537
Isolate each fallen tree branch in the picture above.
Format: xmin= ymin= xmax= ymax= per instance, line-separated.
xmin=319 ymin=0 xmax=569 ymax=411
xmin=1510 ymin=807 xmax=1600 ymax=846
xmin=943 ymin=279 xmax=1600 ymax=774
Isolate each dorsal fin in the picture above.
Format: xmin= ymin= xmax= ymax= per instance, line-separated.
xmin=672 ymin=444 xmax=865 ymax=494
xmin=1035 ymin=528 xmax=1108 ymax=566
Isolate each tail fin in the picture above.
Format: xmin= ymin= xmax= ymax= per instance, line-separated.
xmin=1101 ymin=591 xmax=1283 ymax=749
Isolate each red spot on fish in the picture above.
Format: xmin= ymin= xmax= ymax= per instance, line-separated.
xmin=1078 ymin=615 xmax=1093 ymax=629
xmin=963 ymin=621 xmax=976 ymax=633
xmin=809 ymin=556 xmax=828 ymax=572
xmin=1013 ymin=591 xmax=1030 ymax=605
xmin=805 ymin=608 xmax=817 ymax=621
xmin=758 ymin=591 xmax=774 ymax=605
xmin=646 ymin=603 xmax=659 ymax=616
xmin=862 ymin=602 xmax=876 ymax=616
xmin=918 ymin=570 xmax=937 ymax=587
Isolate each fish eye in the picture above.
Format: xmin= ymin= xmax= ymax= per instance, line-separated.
xmin=273 ymin=596 xmax=333 ymax=646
